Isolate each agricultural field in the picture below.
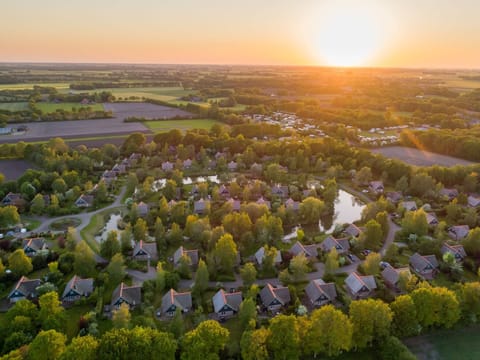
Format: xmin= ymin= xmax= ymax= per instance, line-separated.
xmin=0 ymin=83 xmax=71 ymax=90
xmin=0 ymin=159 xmax=35 ymax=180
xmin=371 ymin=146 xmax=477 ymax=167
xmin=36 ymin=102 xmax=104 ymax=113
xmin=143 ymin=118 xmax=220 ymax=132
xmin=68 ymin=86 xmax=194 ymax=102
xmin=104 ymin=102 xmax=194 ymax=119
xmin=0 ymin=102 xmax=29 ymax=111
xmin=404 ymin=326 xmax=480 ymax=360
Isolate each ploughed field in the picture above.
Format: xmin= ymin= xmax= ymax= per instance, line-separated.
xmin=371 ymin=146 xmax=476 ymax=167
xmin=103 ymin=102 xmax=194 ymax=119
xmin=0 ymin=159 xmax=36 ymax=180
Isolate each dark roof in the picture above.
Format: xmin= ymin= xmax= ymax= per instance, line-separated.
xmin=260 ymin=283 xmax=291 ymax=307
xmin=62 ymin=275 xmax=94 ymax=299
xmin=345 ymin=272 xmax=377 ymax=294
xmin=212 ymin=289 xmax=243 ymax=313
xmin=290 ymin=241 xmax=318 ymax=258
xmin=132 ymin=240 xmax=158 ymax=260
xmin=8 ymin=276 xmax=41 ymax=299
xmin=173 ymin=246 xmax=199 ymax=266
xmin=161 ymin=289 xmax=192 ymax=314
xmin=381 ymin=266 xmax=411 ymax=285
xmin=305 ymin=279 xmax=337 ymax=302
xmin=410 ymin=253 xmax=439 ymax=271
xmin=111 ymin=282 xmax=142 ymax=307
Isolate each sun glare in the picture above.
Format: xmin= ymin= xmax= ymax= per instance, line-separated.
xmin=310 ymin=3 xmax=389 ymax=67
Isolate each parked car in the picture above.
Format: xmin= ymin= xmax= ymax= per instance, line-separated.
xmin=380 ymin=261 xmax=390 ymax=269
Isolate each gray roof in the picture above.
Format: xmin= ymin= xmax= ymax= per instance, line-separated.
xmin=449 ymin=225 xmax=470 ymax=240
xmin=345 ymin=272 xmax=377 ymax=294
xmin=137 ymin=202 xmax=149 ymax=216
xmin=8 ymin=276 xmax=41 ymax=299
xmin=132 ymin=240 xmax=158 ymax=260
xmin=344 ymin=224 xmax=362 ymax=237
xmin=212 ymin=289 xmax=243 ymax=313
xmin=62 ymin=275 xmax=94 ymax=299
xmin=369 ymin=181 xmax=384 ymax=191
xmin=161 ymin=289 xmax=192 ymax=314
xmin=290 ymin=241 xmax=318 ymax=258
xmin=162 ymin=161 xmax=174 ymax=171
xmin=194 ymin=198 xmax=210 ymax=213
xmin=400 ymin=201 xmax=417 ymax=211
xmin=271 ymin=185 xmax=289 ymax=198
xmin=386 ymin=191 xmax=402 ymax=203
xmin=173 ymin=246 xmax=199 ymax=266
xmin=440 ymin=188 xmax=458 ymax=199
xmin=441 ymin=243 xmax=467 ymax=260
xmin=409 ymin=253 xmax=439 ymax=272
xmin=381 ymin=266 xmax=411 ymax=286
xmin=75 ymin=194 xmax=94 ymax=207
xmin=260 ymin=283 xmax=291 ymax=307
xmin=285 ymin=198 xmax=300 ymax=211
xmin=255 ymin=246 xmax=282 ymax=265
xmin=426 ymin=213 xmax=438 ymax=225
xmin=111 ymin=282 xmax=142 ymax=307
xmin=226 ymin=198 xmax=241 ymax=211
xmin=22 ymin=238 xmax=47 ymax=252
xmin=320 ymin=236 xmax=350 ymax=253
xmin=305 ymin=279 xmax=337 ymax=303
xmin=256 ymin=197 xmax=271 ymax=209
xmin=468 ymin=195 xmax=480 ymax=208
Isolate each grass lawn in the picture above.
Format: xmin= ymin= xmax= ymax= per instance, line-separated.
xmin=0 ymin=102 xmax=30 ymax=111
xmin=143 ymin=118 xmax=220 ymax=132
xmin=222 ymin=317 xmax=244 ymax=357
xmin=21 ymin=216 xmax=41 ymax=231
xmin=64 ymin=305 xmax=92 ymax=340
xmin=36 ymin=102 xmax=104 ymax=113
xmin=405 ymin=325 xmax=480 ymax=360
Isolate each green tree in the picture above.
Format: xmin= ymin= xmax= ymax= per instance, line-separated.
xmin=8 ymin=249 xmax=33 ymax=277
xmin=239 ymin=297 xmax=257 ymax=330
xmin=133 ymin=218 xmax=148 ymax=242
xmin=30 ymin=194 xmax=45 ymax=215
xmin=362 ymin=252 xmax=381 ymax=275
xmin=355 ymin=167 xmax=373 ymax=186
xmin=254 ymin=214 xmax=284 ymax=246
xmin=362 ymin=219 xmax=383 ymax=250
xmin=389 ymin=295 xmax=419 ymax=338
xmin=324 ymin=247 xmax=339 ymax=275
xmin=192 ymin=259 xmax=209 ymax=298
xmin=106 ymin=253 xmax=126 ymax=285
xmin=299 ymin=197 xmax=325 ymax=225
xmin=28 ymin=330 xmax=66 ymax=360
xmin=100 ymin=230 xmax=121 ymax=260
xmin=112 ymin=303 xmax=131 ymax=329
xmin=120 ymin=225 xmax=133 ymax=255
xmin=0 ymin=206 xmax=20 ymax=228
xmin=457 ymin=282 xmax=480 ymax=321
xmin=59 ymin=335 xmax=98 ymax=360
xmin=267 ymin=315 xmax=300 ymax=360
xmin=410 ymin=287 xmax=460 ymax=329
xmin=289 ymin=253 xmax=309 ymax=283
xmin=402 ymin=209 xmax=428 ymax=237
xmin=349 ymin=299 xmax=393 ymax=349
xmin=156 ymin=262 xmax=166 ymax=292
xmin=222 ymin=212 xmax=253 ymax=242
xmin=38 ymin=291 xmax=65 ymax=331
xmin=305 ymin=305 xmax=353 ymax=358
xmin=213 ymin=233 xmax=238 ymax=276
xmin=240 ymin=262 xmax=257 ymax=287
xmin=181 ymin=320 xmax=229 ymax=360
xmin=463 ymin=227 xmax=480 ymax=257
xmin=74 ymin=241 xmax=96 ymax=278
xmin=240 ymin=326 xmax=270 ymax=360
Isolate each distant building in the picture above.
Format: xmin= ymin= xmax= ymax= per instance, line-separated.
xmin=448 ymin=225 xmax=470 ymax=241
xmin=289 ymin=241 xmax=318 ymax=260
xmin=345 ymin=272 xmax=377 ymax=299
xmin=212 ymin=289 xmax=243 ymax=318
xmin=22 ymin=238 xmax=48 ymax=257
xmin=320 ymin=236 xmax=350 ymax=255
xmin=132 ymin=240 xmax=158 ymax=261
xmin=400 ymin=201 xmax=417 ymax=212
xmin=369 ymin=181 xmax=384 ymax=194
xmin=409 ymin=253 xmax=439 ymax=280
xmin=62 ymin=275 xmax=94 ymax=303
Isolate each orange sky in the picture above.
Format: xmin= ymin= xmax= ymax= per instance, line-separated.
xmin=1 ymin=0 xmax=480 ymax=68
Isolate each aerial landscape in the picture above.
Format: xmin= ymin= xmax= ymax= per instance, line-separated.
xmin=1 ymin=1 xmax=480 ymax=359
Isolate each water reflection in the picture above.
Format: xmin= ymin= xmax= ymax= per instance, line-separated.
xmin=319 ymin=190 xmax=365 ymax=233
xmin=95 ymin=213 xmax=123 ymax=243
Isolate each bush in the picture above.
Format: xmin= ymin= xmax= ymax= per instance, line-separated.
xmin=377 ymin=336 xmax=417 ymax=360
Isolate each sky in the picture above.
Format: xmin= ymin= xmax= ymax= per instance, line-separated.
xmin=1 ymin=0 xmax=480 ymax=68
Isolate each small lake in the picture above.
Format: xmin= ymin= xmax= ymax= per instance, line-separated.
xmin=95 ymin=213 xmax=123 ymax=243
xmin=319 ymin=189 xmax=365 ymax=233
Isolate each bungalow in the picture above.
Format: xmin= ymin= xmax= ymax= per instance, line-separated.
xmin=183 ymin=159 xmax=193 ymax=169
xmin=112 ymin=163 xmax=127 ymax=175
xmin=22 ymin=238 xmax=48 ymax=257
xmin=215 ymin=151 xmax=226 ymax=160
xmin=8 ymin=276 xmax=41 ymax=303
xmin=136 ymin=201 xmax=149 ymax=217
xmin=173 ymin=246 xmax=199 ymax=267
xmin=320 ymin=236 xmax=350 ymax=255
xmin=132 ymin=240 xmax=158 ymax=261
xmin=409 ymin=253 xmax=439 ymax=280
xmin=441 ymin=243 xmax=467 ymax=262
xmin=161 ymin=289 xmax=192 ymax=317
xmin=161 ymin=161 xmax=174 ymax=172
xmin=101 ymin=170 xmax=117 ymax=184
xmin=369 ymin=181 xmax=384 ymax=194
xmin=289 ymin=241 xmax=318 ymax=260
xmin=219 ymin=185 xmax=230 ymax=198
xmin=440 ymin=188 xmax=459 ymax=200
xmin=129 ymin=153 xmax=141 ymax=161
xmin=1 ymin=192 xmax=24 ymax=207
xmin=256 ymin=197 xmax=271 ymax=209
xmin=255 ymin=246 xmax=282 ymax=266
xmin=381 ymin=266 xmax=411 ymax=293
xmin=208 ymin=160 xmax=217 ymax=170
xmin=62 ymin=275 xmax=94 ymax=302
xmin=344 ymin=224 xmax=362 ymax=238
xmin=400 ymin=201 xmax=417 ymax=212
xmin=111 ymin=282 xmax=142 ymax=309
xmin=226 ymin=198 xmax=241 ymax=212
xmin=468 ymin=195 xmax=480 ymax=208
xmin=250 ymin=163 xmax=263 ymax=174
xmin=271 ymin=185 xmax=289 ymax=198
xmin=193 ymin=198 xmax=210 ymax=214
xmin=426 ymin=213 xmax=439 ymax=226
xmin=386 ymin=191 xmax=402 ymax=204
xmin=75 ymin=194 xmax=94 ymax=208
xmin=285 ymin=198 xmax=300 ymax=212
xmin=212 ymin=289 xmax=243 ymax=318
xmin=305 ymin=279 xmax=337 ymax=307
xmin=345 ymin=272 xmax=377 ymax=299
xmin=448 ymin=225 xmax=470 ymax=241
xmin=227 ymin=161 xmax=238 ymax=171
xmin=260 ymin=283 xmax=291 ymax=312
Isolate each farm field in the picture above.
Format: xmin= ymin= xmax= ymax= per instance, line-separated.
xmin=143 ymin=118 xmax=220 ymax=132
xmin=36 ymin=102 xmax=104 ymax=113
xmin=0 ymin=102 xmax=29 ymax=111
xmin=371 ymin=146 xmax=476 ymax=167
xmin=104 ymin=102 xmax=194 ymax=119
xmin=0 ymin=159 xmax=36 ymax=180
xmin=404 ymin=326 xmax=480 ymax=360
xmin=0 ymin=83 xmax=71 ymax=90
xmin=68 ymin=86 xmax=194 ymax=102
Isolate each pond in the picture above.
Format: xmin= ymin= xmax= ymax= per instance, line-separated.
xmin=152 ymin=175 xmax=221 ymax=191
xmin=319 ymin=189 xmax=365 ymax=233
xmin=95 ymin=213 xmax=123 ymax=243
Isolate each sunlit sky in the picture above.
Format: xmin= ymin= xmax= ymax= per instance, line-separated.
xmin=2 ymin=0 xmax=480 ymax=68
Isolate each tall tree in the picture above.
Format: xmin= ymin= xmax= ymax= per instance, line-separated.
xmin=240 ymin=262 xmax=257 ymax=287
xmin=213 ymin=233 xmax=238 ymax=276
xmin=289 ymin=253 xmax=309 ymax=283
xmin=106 ymin=253 xmax=126 ymax=285
xmin=28 ymin=330 xmax=66 ymax=360
xmin=133 ymin=218 xmax=148 ymax=242
xmin=38 ymin=291 xmax=65 ymax=331
xmin=389 ymin=295 xmax=419 ymax=338
xmin=267 ymin=315 xmax=300 ymax=360
xmin=100 ymin=230 xmax=121 ymax=260
xmin=112 ymin=303 xmax=131 ymax=329
xmin=410 ymin=287 xmax=460 ymax=329
xmin=324 ymin=247 xmax=339 ymax=275
xmin=362 ymin=252 xmax=381 ymax=275
xmin=8 ymin=249 xmax=33 ymax=277
xmin=181 ymin=320 xmax=229 ymax=360
xmin=59 ymin=335 xmax=99 ymax=360
xmin=74 ymin=241 xmax=96 ymax=277
xmin=362 ymin=219 xmax=383 ymax=250
xmin=192 ymin=259 xmax=209 ymax=298
xmin=240 ymin=327 xmax=270 ymax=360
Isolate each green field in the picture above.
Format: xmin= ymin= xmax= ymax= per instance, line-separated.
xmin=0 ymin=102 xmax=29 ymax=111
xmin=143 ymin=118 xmax=220 ymax=132
xmin=67 ymin=86 xmax=194 ymax=102
xmin=0 ymin=83 xmax=71 ymax=90
xmin=36 ymin=102 xmax=104 ymax=113
xmin=405 ymin=326 xmax=480 ymax=360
